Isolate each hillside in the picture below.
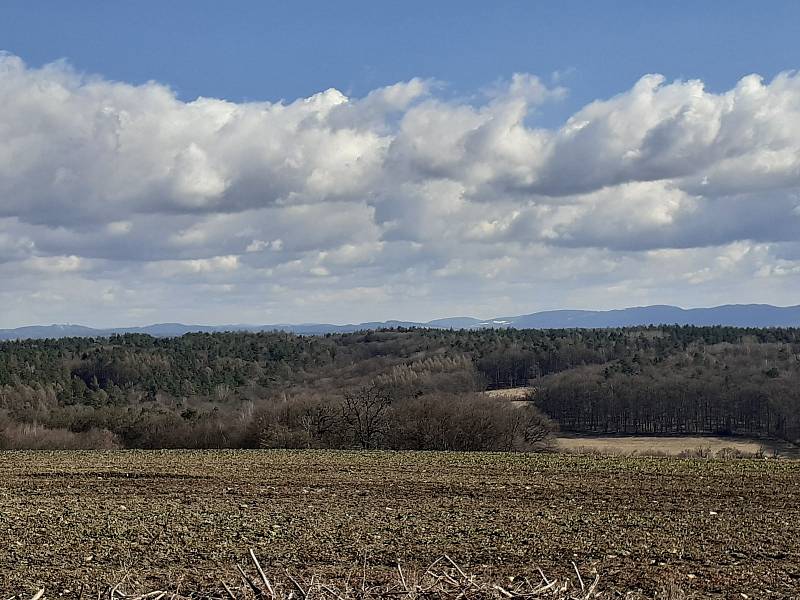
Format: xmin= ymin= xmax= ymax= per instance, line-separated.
xmin=1 ymin=326 xmax=799 ymax=450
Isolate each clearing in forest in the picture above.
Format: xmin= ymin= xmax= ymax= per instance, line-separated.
xmin=555 ymin=434 xmax=800 ymax=458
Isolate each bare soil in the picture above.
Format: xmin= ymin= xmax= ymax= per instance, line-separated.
xmin=0 ymin=450 xmax=798 ymax=598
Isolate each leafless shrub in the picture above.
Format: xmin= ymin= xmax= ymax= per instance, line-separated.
xmin=677 ymin=446 xmax=713 ymax=459
xmin=715 ymin=447 xmax=743 ymax=459
xmin=0 ymin=423 xmax=120 ymax=450
xmin=384 ymin=393 xmax=554 ymax=452
xmin=634 ymin=449 xmax=670 ymax=458
xmin=244 ymin=395 xmax=347 ymax=449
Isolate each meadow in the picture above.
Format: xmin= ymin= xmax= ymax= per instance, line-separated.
xmin=1 ymin=450 xmax=798 ymax=598
xmin=554 ymin=434 xmax=800 ymax=458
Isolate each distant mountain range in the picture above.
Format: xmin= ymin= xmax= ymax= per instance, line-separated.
xmin=2 ymin=304 xmax=800 ymax=341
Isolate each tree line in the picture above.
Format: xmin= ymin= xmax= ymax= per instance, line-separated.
xmin=0 ymin=325 xmax=798 ymax=449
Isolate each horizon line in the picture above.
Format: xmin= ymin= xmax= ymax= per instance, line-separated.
xmin=2 ymin=302 xmax=799 ymax=331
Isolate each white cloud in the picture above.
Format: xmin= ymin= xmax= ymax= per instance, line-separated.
xmin=26 ymin=255 xmax=86 ymax=273
xmin=148 ymin=255 xmax=240 ymax=277
xmin=106 ymin=221 xmax=133 ymax=235
xmin=0 ymin=52 xmax=799 ymax=326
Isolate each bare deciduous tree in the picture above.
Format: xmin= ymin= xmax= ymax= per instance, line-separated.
xmin=341 ymin=384 xmax=392 ymax=449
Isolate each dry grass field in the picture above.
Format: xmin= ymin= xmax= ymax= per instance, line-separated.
xmin=483 ymin=387 xmax=537 ymax=399
xmin=1 ymin=450 xmax=799 ymax=598
xmin=555 ymin=435 xmax=800 ymax=458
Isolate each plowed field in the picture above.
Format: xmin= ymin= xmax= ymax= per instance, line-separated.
xmin=1 ymin=451 xmax=798 ymax=598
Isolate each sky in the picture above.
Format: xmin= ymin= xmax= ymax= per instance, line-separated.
xmin=1 ymin=1 xmax=799 ymax=327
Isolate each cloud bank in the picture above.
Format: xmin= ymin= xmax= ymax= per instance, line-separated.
xmin=1 ymin=53 xmax=799 ymax=325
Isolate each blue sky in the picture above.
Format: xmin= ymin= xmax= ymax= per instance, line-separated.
xmin=4 ymin=1 xmax=798 ymax=113
xmin=1 ymin=3 xmax=799 ymax=326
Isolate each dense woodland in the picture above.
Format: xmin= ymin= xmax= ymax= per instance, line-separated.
xmin=0 ymin=326 xmax=798 ymax=450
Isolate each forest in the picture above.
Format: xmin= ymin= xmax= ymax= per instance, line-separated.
xmin=0 ymin=325 xmax=798 ymax=450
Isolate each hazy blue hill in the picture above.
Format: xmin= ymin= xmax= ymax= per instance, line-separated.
xmin=680 ymin=304 xmax=800 ymax=327
xmin=505 ymin=305 xmax=689 ymax=328
xmin=0 ymin=324 xmax=111 ymax=340
xmin=3 ymin=304 xmax=800 ymax=340
xmin=426 ymin=317 xmax=485 ymax=329
xmin=505 ymin=305 xmax=800 ymax=328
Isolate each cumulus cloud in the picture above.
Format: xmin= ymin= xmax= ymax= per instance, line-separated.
xmin=0 ymin=52 xmax=798 ymax=326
